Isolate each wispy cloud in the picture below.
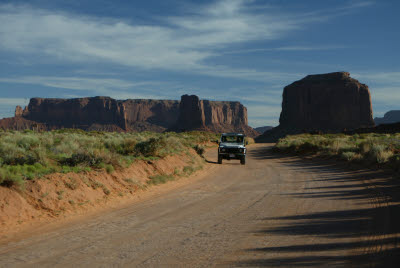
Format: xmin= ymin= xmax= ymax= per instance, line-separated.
xmin=0 ymin=1 xmax=370 ymax=79
xmin=223 ymin=45 xmax=348 ymax=54
xmin=353 ymin=72 xmax=400 ymax=85
xmin=0 ymin=75 xmax=183 ymax=101
xmin=0 ymin=1 xmax=292 ymax=72
xmin=0 ymin=76 xmax=155 ymax=93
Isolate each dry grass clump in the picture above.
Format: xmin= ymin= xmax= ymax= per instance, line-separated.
xmin=275 ymin=133 xmax=400 ymax=169
xmin=0 ymin=130 xmax=218 ymax=187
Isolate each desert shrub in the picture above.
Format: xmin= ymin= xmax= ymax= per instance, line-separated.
xmin=341 ymin=151 xmax=356 ymax=161
xmin=245 ymin=137 xmax=255 ymax=145
xmin=368 ymin=144 xmax=394 ymax=164
xmin=135 ymin=137 xmax=162 ymax=157
xmin=60 ymin=151 xmax=104 ymax=167
xmin=358 ymin=141 xmax=372 ymax=154
xmin=147 ymin=174 xmax=175 ymax=185
xmin=297 ymin=141 xmax=319 ymax=153
xmin=64 ymin=177 xmax=78 ymax=190
xmin=105 ymin=164 xmax=114 ymax=174
xmin=193 ymin=144 xmax=205 ymax=157
xmin=183 ymin=165 xmax=195 ymax=176
xmin=275 ymin=133 xmax=399 ymax=169
xmin=0 ymin=168 xmax=24 ymax=187
xmin=102 ymin=186 xmax=111 ymax=195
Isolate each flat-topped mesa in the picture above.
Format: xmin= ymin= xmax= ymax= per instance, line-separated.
xmin=256 ymin=72 xmax=375 ymax=142
xmin=21 ymin=96 xmax=180 ymax=132
xmin=24 ymin=97 xmax=127 ymax=129
xmin=2 ymin=95 xmax=257 ymax=136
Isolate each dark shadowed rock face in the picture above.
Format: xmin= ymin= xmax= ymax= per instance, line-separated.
xmin=374 ymin=110 xmax=400 ymax=125
xmin=1 ymin=95 xmax=257 ymax=136
xmin=280 ymin=72 xmax=374 ymax=131
xmin=256 ymin=72 xmax=375 ymax=142
xmin=175 ymin=95 xmax=207 ymax=131
xmin=18 ymin=96 xmax=180 ymax=132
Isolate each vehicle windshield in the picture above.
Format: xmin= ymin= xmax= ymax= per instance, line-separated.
xmin=221 ymin=135 xmax=244 ymax=144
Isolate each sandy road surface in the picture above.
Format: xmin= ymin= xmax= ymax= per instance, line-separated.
xmin=1 ymin=144 xmax=400 ymax=267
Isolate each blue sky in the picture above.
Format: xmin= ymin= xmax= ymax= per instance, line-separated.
xmin=0 ymin=0 xmax=399 ymax=127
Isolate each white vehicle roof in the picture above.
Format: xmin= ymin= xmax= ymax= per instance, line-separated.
xmin=221 ymin=133 xmax=245 ymax=136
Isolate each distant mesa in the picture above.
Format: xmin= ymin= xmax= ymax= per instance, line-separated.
xmin=374 ymin=110 xmax=400 ymax=125
xmin=254 ymin=126 xmax=273 ymax=134
xmin=256 ymin=72 xmax=375 ymax=142
xmin=0 ymin=95 xmax=258 ymax=137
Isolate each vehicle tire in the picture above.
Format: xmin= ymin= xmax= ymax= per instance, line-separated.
xmin=218 ymin=154 xmax=222 ymax=164
xmin=240 ymin=156 xmax=246 ymax=165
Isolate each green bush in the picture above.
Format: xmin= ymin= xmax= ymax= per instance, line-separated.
xmin=275 ymin=133 xmax=400 ymax=169
xmin=0 ymin=130 xmax=215 ymax=187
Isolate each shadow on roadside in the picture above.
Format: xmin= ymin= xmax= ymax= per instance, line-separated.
xmin=205 ymin=159 xmax=218 ymax=164
xmin=235 ymin=144 xmax=400 ymax=267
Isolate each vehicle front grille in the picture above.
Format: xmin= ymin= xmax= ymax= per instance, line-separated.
xmin=224 ymin=148 xmax=242 ymax=153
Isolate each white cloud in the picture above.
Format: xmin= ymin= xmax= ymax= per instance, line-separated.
xmin=223 ymin=45 xmax=347 ymax=54
xmin=0 ymin=76 xmax=155 ymax=93
xmin=0 ymin=1 xmax=364 ymax=80
xmin=0 ymin=75 xmax=181 ymax=101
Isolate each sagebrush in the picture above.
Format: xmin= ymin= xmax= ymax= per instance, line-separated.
xmin=275 ymin=133 xmax=400 ymax=170
xmin=0 ymin=130 xmax=218 ymax=187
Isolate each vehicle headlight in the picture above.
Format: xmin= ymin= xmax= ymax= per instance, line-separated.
xmin=219 ymin=147 xmax=226 ymax=152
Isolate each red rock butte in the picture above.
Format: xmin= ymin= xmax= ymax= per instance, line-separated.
xmin=0 ymin=95 xmax=258 ymax=137
xmin=256 ymin=72 xmax=375 ymax=142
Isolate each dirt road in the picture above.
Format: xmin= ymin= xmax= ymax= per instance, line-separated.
xmin=1 ymin=144 xmax=399 ymax=267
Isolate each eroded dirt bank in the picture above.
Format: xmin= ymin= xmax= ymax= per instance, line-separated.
xmin=1 ymin=144 xmax=400 ymax=267
xmin=0 ymin=148 xmax=205 ymax=241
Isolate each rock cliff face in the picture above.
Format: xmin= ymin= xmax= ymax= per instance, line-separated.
xmin=0 ymin=117 xmax=47 ymax=131
xmin=17 ymin=96 xmax=180 ymax=132
xmin=374 ymin=110 xmax=400 ymax=125
xmin=256 ymin=72 xmax=375 ymax=142
xmin=171 ymin=95 xmax=258 ymax=136
xmin=1 ymin=95 xmax=257 ymax=136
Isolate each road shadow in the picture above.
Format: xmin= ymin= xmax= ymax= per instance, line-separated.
xmin=235 ymin=145 xmax=400 ymax=267
xmin=205 ymin=159 xmax=218 ymax=164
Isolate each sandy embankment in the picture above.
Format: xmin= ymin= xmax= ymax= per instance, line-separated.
xmin=0 ymin=147 xmax=213 ymax=241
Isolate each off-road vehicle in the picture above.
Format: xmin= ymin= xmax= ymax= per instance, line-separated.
xmin=217 ymin=133 xmax=246 ymax=165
